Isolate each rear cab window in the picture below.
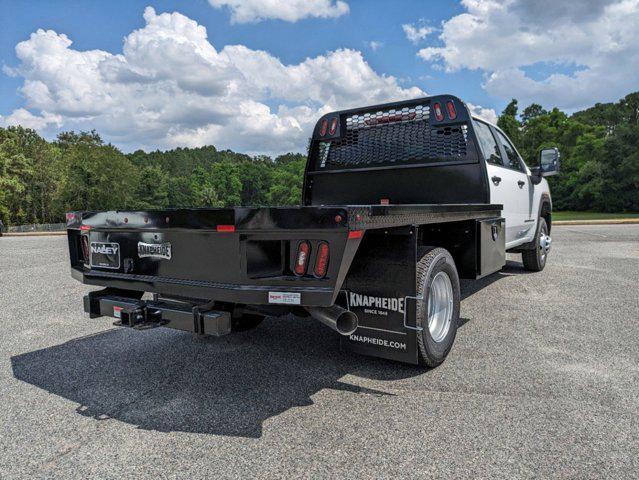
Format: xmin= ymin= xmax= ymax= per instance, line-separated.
xmin=494 ymin=130 xmax=526 ymax=172
xmin=473 ymin=120 xmax=503 ymax=166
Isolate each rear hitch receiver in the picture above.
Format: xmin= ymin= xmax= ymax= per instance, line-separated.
xmin=117 ymin=304 xmax=166 ymax=330
xmin=83 ymin=291 xmax=232 ymax=336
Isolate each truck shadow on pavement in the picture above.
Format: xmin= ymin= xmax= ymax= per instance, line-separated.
xmin=460 ymin=259 xmax=534 ymax=301
xmin=10 ymin=260 xmax=527 ymax=439
xmin=11 ymin=316 xmax=414 ymax=438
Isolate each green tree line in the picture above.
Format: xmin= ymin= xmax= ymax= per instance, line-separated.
xmin=0 ymin=129 xmax=305 ymax=225
xmin=1 ymin=92 xmax=638 ymax=226
xmin=497 ymin=92 xmax=639 ymax=212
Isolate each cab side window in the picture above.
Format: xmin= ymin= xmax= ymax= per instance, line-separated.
xmin=495 ymin=130 xmax=525 ymax=172
xmin=473 ymin=121 xmax=503 ymax=166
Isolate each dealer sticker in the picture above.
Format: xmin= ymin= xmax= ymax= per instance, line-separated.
xmin=268 ymin=292 xmax=301 ymax=305
xmin=113 ymin=306 xmax=122 ymax=319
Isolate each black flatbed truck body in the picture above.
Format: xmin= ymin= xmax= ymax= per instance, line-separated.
xmin=68 ymin=203 xmax=505 ymax=365
xmin=68 ymin=203 xmax=501 ymax=306
xmin=66 ymin=94 xmax=517 ymax=365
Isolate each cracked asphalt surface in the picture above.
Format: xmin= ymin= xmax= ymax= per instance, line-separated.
xmin=0 ymin=225 xmax=637 ymax=479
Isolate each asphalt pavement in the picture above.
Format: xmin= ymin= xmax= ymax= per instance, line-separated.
xmin=0 ymin=225 xmax=637 ymax=479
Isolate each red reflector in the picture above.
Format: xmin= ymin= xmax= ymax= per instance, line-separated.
xmin=216 ymin=225 xmax=235 ymax=232
xmin=433 ymin=102 xmax=444 ymax=121
xmin=348 ymin=230 xmax=364 ymax=239
xmin=329 ymin=117 xmax=338 ymax=135
xmin=320 ymin=119 xmax=328 ymax=136
xmin=446 ymin=100 xmax=457 ymax=120
xmin=80 ymin=225 xmax=91 ymax=231
xmin=294 ymin=241 xmax=311 ymax=276
xmin=313 ymin=242 xmax=330 ymax=278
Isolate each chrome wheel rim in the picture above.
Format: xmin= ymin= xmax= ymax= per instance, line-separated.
xmin=428 ymin=271 xmax=454 ymax=343
xmin=539 ymin=230 xmax=551 ymax=263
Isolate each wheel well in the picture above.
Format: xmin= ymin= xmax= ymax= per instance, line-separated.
xmin=541 ymin=201 xmax=551 ymax=233
xmin=418 ymin=220 xmax=477 ymax=279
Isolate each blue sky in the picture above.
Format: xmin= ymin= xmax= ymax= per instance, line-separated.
xmin=1 ymin=0 xmax=637 ymax=154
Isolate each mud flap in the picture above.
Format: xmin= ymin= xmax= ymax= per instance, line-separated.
xmin=339 ymin=227 xmax=420 ymax=364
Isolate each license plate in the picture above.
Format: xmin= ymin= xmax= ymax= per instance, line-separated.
xmin=90 ymin=242 xmax=120 ymax=269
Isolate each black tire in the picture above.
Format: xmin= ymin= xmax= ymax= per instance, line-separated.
xmin=232 ymin=313 xmax=265 ymax=331
xmin=522 ymin=217 xmax=549 ymax=272
xmin=416 ymin=247 xmax=461 ymax=368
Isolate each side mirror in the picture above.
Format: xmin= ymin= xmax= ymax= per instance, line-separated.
xmin=539 ymin=147 xmax=560 ymax=176
xmin=531 ymin=147 xmax=560 ymax=184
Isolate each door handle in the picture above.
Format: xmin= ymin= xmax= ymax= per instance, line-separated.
xmin=491 ymin=175 xmax=501 ymax=185
xmin=518 ymin=180 xmax=526 ymax=188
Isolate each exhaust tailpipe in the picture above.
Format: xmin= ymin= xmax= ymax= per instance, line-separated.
xmin=307 ymin=305 xmax=358 ymax=336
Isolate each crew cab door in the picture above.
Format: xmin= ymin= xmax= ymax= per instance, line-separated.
xmin=473 ymin=120 xmax=533 ymax=247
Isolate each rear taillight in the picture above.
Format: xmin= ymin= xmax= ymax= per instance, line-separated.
xmin=320 ymin=119 xmax=329 ymax=136
xmin=329 ymin=117 xmax=338 ymax=135
xmin=80 ymin=235 xmax=90 ymax=263
xmin=433 ymin=102 xmax=444 ymax=121
xmin=313 ymin=242 xmax=330 ymax=278
xmin=446 ymin=100 xmax=457 ymax=120
xmin=294 ymin=241 xmax=311 ymax=276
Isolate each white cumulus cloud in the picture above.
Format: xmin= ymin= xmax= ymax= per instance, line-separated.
xmin=208 ymin=0 xmax=349 ymax=23
xmin=416 ymin=0 xmax=639 ymax=110
xmin=3 ymin=7 xmax=422 ymax=155
xmin=402 ymin=23 xmax=434 ymax=44
xmin=0 ymin=108 xmax=62 ymax=130
xmin=467 ymin=103 xmax=497 ymax=124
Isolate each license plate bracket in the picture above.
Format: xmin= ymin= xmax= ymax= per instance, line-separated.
xmin=90 ymin=242 xmax=121 ymax=269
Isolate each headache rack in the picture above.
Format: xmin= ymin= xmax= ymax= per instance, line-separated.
xmin=309 ymin=95 xmax=474 ymax=173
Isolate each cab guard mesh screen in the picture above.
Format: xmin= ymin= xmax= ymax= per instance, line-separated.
xmin=315 ymin=103 xmax=470 ymax=170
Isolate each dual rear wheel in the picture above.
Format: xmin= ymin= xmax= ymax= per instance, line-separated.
xmin=415 ymin=248 xmax=461 ymax=367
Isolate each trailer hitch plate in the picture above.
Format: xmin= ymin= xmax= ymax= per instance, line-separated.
xmin=83 ymin=293 xmax=231 ymax=336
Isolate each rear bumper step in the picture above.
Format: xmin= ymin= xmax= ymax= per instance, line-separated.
xmin=83 ymin=290 xmax=231 ymax=336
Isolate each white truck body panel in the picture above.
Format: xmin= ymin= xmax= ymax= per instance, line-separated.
xmin=485 ymin=162 xmax=534 ymax=247
xmin=472 ymin=118 xmax=552 ymax=250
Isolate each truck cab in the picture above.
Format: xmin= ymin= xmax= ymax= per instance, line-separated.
xmin=302 ymin=96 xmax=558 ymax=270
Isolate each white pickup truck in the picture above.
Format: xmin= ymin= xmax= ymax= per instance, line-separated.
xmin=68 ymin=95 xmax=560 ymax=367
